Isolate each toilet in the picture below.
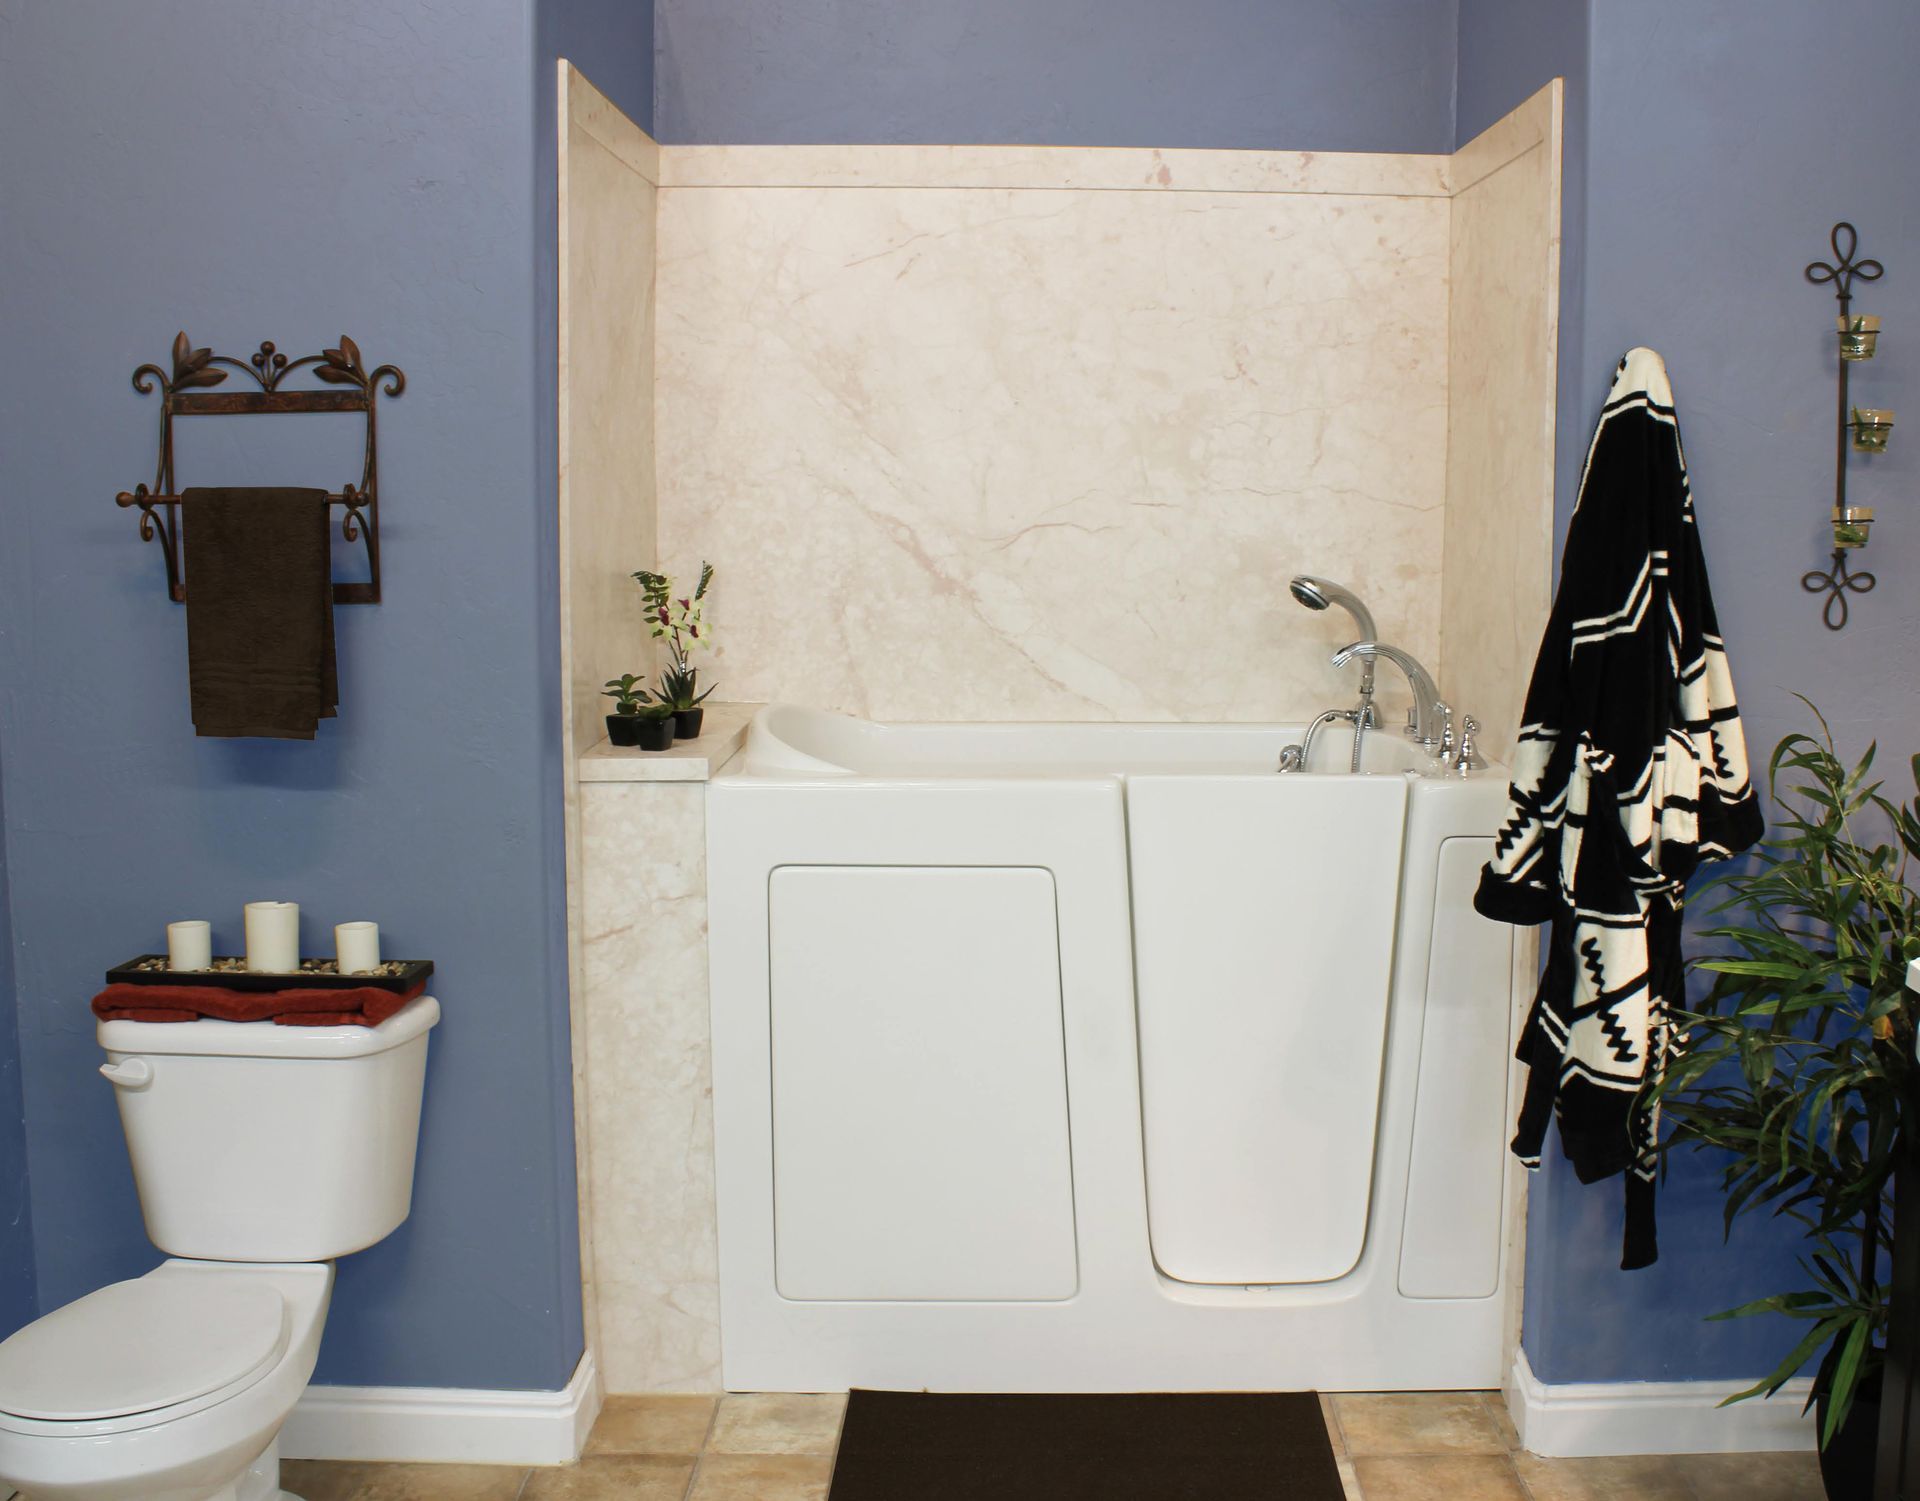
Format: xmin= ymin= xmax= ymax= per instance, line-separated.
xmin=0 ymin=995 xmax=441 ymax=1501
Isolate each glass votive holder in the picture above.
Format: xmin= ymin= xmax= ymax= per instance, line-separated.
xmin=1839 ymin=314 xmax=1881 ymax=361
xmin=1851 ymin=407 xmax=1895 ymax=453
xmin=1833 ymin=504 xmax=1875 ymax=549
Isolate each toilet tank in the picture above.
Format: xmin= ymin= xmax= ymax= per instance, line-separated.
xmin=96 ymin=996 xmax=440 ymax=1262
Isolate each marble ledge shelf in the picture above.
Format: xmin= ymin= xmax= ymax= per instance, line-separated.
xmin=578 ymin=701 xmax=760 ymax=783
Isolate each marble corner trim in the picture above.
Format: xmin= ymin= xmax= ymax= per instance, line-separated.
xmin=1439 ymin=81 xmax=1561 ymax=763
xmin=579 ymin=702 xmax=758 ymax=783
xmin=659 ymin=142 xmax=1451 ymax=198
xmin=561 ymin=60 xmax=661 ymax=184
xmin=1449 ymin=79 xmax=1562 ymax=196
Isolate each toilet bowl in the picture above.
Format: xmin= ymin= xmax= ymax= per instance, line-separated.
xmin=0 ymin=995 xmax=439 ymax=1501
xmin=0 ymin=1261 xmax=332 ymax=1501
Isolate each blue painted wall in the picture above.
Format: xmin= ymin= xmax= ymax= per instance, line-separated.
xmin=0 ymin=749 xmax=34 ymax=1342
xmin=655 ymin=0 xmax=1457 ymax=150
xmin=1517 ymin=0 xmax=1920 ymax=1384
xmin=0 ymin=0 xmax=584 ymax=1389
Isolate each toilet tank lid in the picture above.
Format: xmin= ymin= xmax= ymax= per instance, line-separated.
xmin=97 ymin=993 xmax=440 ymax=1060
xmin=0 ymin=1274 xmax=287 ymax=1422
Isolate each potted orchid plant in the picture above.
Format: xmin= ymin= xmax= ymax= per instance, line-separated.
xmin=632 ymin=562 xmax=717 ymax=739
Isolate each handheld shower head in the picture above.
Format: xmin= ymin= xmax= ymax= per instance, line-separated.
xmin=1288 ymin=576 xmax=1376 ymax=641
xmin=1288 ymin=576 xmax=1377 ymax=696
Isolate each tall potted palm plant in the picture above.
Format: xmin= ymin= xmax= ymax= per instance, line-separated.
xmin=1652 ymin=706 xmax=1919 ymax=1498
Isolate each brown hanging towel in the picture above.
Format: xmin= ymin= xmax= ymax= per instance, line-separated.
xmin=182 ymin=487 xmax=339 ymax=738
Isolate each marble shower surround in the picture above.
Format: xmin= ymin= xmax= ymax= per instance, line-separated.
xmin=565 ymin=110 xmax=1560 ymax=1395
xmin=655 ymin=148 xmax=1455 ymax=723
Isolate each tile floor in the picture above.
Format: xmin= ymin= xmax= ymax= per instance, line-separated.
xmin=35 ymin=1389 xmax=1816 ymax=1501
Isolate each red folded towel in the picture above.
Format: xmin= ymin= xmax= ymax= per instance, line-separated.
xmin=91 ymin=979 xmax=425 ymax=1028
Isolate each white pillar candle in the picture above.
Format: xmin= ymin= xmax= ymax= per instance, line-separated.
xmin=335 ymin=921 xmax=381 ymax=976
xmin=244 ymin=901 xmax=300 ymax=973
xmin=167 ymin=920 xmax=212 ymax=972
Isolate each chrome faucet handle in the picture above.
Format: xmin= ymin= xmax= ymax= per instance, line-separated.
xmin=1436 ymin=703 xmax=1456 ymax=760
xmin=1452 ymin=715 xmax=1483 ymax=776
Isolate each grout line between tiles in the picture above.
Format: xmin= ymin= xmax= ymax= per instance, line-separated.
xmin=680 ymin=1393 xmax=723 ymax=1501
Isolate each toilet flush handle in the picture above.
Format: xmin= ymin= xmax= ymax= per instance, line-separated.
xmin=99 ymin=1058 xmax=153 ymax=1091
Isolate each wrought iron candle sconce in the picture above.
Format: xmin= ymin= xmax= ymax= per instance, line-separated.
xmin=1803 ymin=223 xmax=1888 ymax=630
xmin=115 ymin=331 xmax=405 ymax=604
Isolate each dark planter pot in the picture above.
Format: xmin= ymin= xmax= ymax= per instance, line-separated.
xmin=605 ymin=714 xmax=644 ymax=747
xmin=674 ymin=706 xmax=705 ymax=739
xmin=634 ymin=716 xmax=676 ymax=751
xmin=1816 ymin=1362 xmax=1882 ymax=1501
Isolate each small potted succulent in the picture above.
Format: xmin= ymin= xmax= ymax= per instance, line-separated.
xmin=632 ymin=561 xmax=717 ymax=739
xmin=601 ymin=674 xmax=653 ymax=747
xmin=630 ymin=701 xmax=677 ymax=751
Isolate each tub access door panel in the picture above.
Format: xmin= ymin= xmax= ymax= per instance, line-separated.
xmin=767 ymin=865 xmax=1079 ymax=1302
xmin=1128 ymin=775 xmax=1408 ymax=1285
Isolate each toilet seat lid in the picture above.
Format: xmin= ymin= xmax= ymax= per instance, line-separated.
xmin=0 ymin=1274 xmax=288 ymax=1421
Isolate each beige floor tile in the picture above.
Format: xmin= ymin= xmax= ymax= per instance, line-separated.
xmin=1512 ymin=1451 xmax=1695 ymax=1500
xmin=1481 ymin=1390 xmax=1522 ymax=1451
xmin=688 ymin=1452 xmax=834 ymax=1501
xmin=1333 ymin=1391 xmax=1510 ymax=1456
xmin=1336 ymin=1452 xmax=1364 ymax=1500
xmin=1675 ymin=1450 xmax=1826 ymax=1501
xmin=278 ymin=1460 xmax=529 ymax=1501
xmin=1321 ymin=1390 xmax=1348 ymax=1450
xmin=706 ymin=1393 xmax=847 ymax=1456
xmin=587 ymin=1393 xmax=717 ymax=1456
xmin=1352 ymin=1454 xmax=1529 ymax=1500
xmin=521 ymin=1454 xmax=696 ymax=1499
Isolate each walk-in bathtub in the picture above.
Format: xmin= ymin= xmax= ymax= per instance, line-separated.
xmin=706 ymin=705 xmax=1525 ymax=1392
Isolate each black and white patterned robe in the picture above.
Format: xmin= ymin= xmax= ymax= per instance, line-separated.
xmin=1475 ymin=347 xmax=1762 ymax=1269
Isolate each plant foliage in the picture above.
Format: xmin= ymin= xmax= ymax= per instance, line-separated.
xmin=631 ymin=563 xmax=717 ymax=710
xmin=1651 ymin=701 xmax=1920 ymax=1447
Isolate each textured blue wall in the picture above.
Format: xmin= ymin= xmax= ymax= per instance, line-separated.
xmin=655 ymin=0 xmax=1457 ymax=149
xmin=0 ymin=0 xmax=583 ymax=1389
xmin=1517 ymin=0 xmax=1920 ymax=1384
xmin=0 ymin=751 xmax=33 ymax=1342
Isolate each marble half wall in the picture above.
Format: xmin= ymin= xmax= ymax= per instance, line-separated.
xmin=557 ymin=60 xmax=659 ymax=1374
xmin=655 ymin=148 xmax=1454 ymax=723
xmin=1440 ymin=82 xmax=1563 ymax=762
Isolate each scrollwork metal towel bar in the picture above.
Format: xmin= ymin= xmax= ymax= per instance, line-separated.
xmin=115 ymin=331 xmax=405 ymax=604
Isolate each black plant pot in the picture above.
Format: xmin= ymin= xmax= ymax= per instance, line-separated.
xmin=1816 ymin=1362 xmax=1882 ymax=1500
xmin=674 ymin=706 xmax=705 ymax=739
xmin=605 ymin=713 xmax=644 ymax=747
xmin=634 ymin=716 xmax=676 ymax=751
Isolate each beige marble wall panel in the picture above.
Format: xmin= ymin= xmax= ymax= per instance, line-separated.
xmin=579 ymin=781 xmax=723 ymax=1393
xmin=561 ymin=70 xmax=659 ymax=761
xmin=1440 ymin=82 xmax=1562 ymax=762
xmin=558 ymin=61 xmax=661 ymax=1377
xmin=656 ymin=174 xmax=1450 ymax=722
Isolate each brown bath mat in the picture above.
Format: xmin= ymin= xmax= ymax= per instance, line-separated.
xmin=827 ymin=1389 xmax=1345 ymax=1500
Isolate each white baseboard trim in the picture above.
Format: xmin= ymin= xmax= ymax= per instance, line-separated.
xmin=1508 ymin=1346 xmax=1814 ymax=1458
xmin=280 ymin=1348 xmax=603 ymax=1466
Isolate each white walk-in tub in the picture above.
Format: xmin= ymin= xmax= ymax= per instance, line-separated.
xmin=706 ymin=704 xmax=1525 ymax=1392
